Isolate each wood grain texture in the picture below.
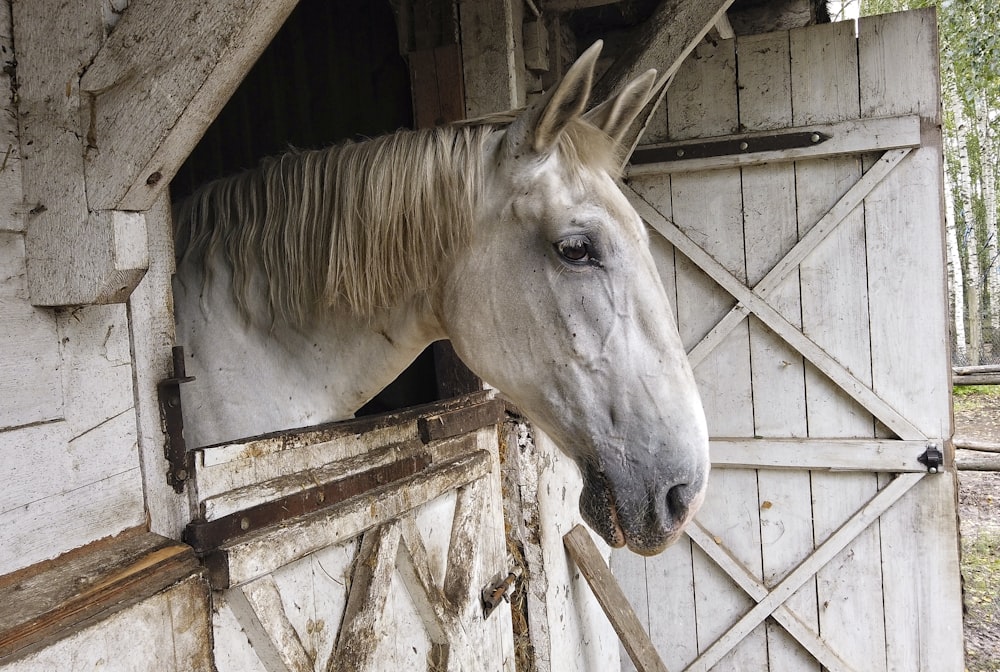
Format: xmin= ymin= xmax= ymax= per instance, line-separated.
xmin=564 ymin=525 xmax=668 ymax=672
xmin=15 ymin=0 xmax=147 ymax=305
xmin=81 ymin=0 xmax=299 ymax=211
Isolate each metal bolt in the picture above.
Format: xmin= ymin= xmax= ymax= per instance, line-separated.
xmin=174 ymin=468 xmax=188 ymax=481
xmin=811 ymin=133 xmax=821 ymax=143
xmin=676 ymin=148 xmax=685 ymax=157
xmin=240 ymin=517 xmax=250 ymax=531
xmin=739 ymin=141 xmax=749 ymax=151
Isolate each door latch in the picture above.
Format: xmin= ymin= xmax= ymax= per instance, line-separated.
xmin=481 ymin=571 xmax=519 ymax=619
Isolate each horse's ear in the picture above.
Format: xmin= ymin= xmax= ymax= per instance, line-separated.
xmin=583 ymin=69 xmax=658 ymax=144
xmin=506 ymin=40 xmax=603 ymax=155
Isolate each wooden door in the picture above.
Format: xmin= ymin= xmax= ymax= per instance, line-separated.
xmin=611 ymin=10 xmax=964 ymax=671
xmin=184 ymin=392 xmax=516 ymax=671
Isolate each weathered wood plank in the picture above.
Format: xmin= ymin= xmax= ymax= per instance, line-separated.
xmin=631 ymin=186 xmax=925 ymax=441
xmin=458 ymin=0 xmax=524 ymax=115
xmin=232 ymin=576 xmax=313 ymax=672
xmin=14 ymin=0 xmax=147 ymax=305
xmin=0 ymin=234 xmax=62 ymax=429
xmin=1 ymin=572 xmax=212 ymax=671
xmin=710 ymin=438 xmax=930 ymax=472
xmin=81 ymin=0 xmax=299 ymax=212
xmin=208 ymin=451 xmax=491 ymax=588
xmin=564 ymin=525 xmax=668 ymax=672
xmin=686 ymin=473 xmax=923 ymax=672
xmin=0 ymin=532 xmax=205 ymax=662
xmin=127 ymin=193 xmax=191 ymax=538
xmin=627 ymin=115 xmax=921 ymax=175
xmin=592 ymin=0 xmax=735 ymax=103
xmin=330 ymin=523 xmax=400 ymax=672
xmin=685 ymin=522 xmax=854 ymax=672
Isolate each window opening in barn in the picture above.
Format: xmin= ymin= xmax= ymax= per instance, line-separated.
xmin=171 ymin=0 xmax=446 ymax=416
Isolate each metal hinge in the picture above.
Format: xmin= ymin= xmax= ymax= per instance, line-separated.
xmin=157 ymin=346 xmax=195 ymax=493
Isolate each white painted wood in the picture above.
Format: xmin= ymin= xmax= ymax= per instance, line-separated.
xmin=737 ymin=33 xmax=819 ymax=669
xmin=15 ymin=0 xmax=147 ymax=305
xmin=626 ymin=115 xmax=921 ymax=176
xmin=0 ymin=233 xmax=62 ymax=429
xmin=127 ymin=193 xmax=192 ymax=538
xmin=531 ymin=432 xmax=620 ymax=672
xmin=228 ymin=576 xmax=313 ymax=672
xmin=686 ymin=473 xmax=924 ymax=672
xmin=458 ymin=0 xmax=524 ymax=116
xmin=685 ymin=523 xmax=854 ymax=672
xmin=859 ymin=8 xmax=951 ymax=441
xmin=631 ymin=186 xmax=926 ymax=441
xmin=615 ymin=14 xmax=961 ymax=671
xmin=1 ymin=300 xmax=145 ymax=574
xmin=81 ymin=0 xmax=299 ymax=212
xmin=710 ymin=438 xmax=930 ymax=471
xmin=858 ymin=11 xmax=963 ymax=671
xmin=0 ymin=573 xmax=213 ymax=672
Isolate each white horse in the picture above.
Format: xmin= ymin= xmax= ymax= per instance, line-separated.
xmin=173 ymin=41 xmax=709 ymax=555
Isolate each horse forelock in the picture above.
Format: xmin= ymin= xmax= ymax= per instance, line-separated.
xmin=174 ymin=116 xmax=621 ymax=326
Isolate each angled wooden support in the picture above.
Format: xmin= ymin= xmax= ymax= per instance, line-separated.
xmin=81 ymin=0 xmax=299 ymax=213
xmin=563 ymin=525 xmax=669 ymax=672
xmin=684 ymin=472 xmax=925 ymax=671
xmin=625 ymin=148 xmax=927 ymax=442
xmin=591 ymin=0 xmax=737 ymax=159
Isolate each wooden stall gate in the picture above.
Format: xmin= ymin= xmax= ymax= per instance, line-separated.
xmin=183 ymin=391 xmax=515 ymax=671
xmin=610 ymin=10 xmax=964 ymax=672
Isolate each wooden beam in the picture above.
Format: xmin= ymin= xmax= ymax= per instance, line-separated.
xmin=458 ymin=0 xmax=525 ymax=115
xmin=81 ymin=0 xmax=299 ymax=213
xmin=627 ymin=115 xmax=921 ymax=176
xmin=0 ymin=532 xmax=206 ymax=660
xmin=710 ymin=438 xmax=932 ymax=473
xmin=15 ymin=0 xmax=148 ymax=305
xmin=207 ymin=451 xmax=491 ymax=588
xmin=591 ymin=0 xmax=737 ymax=151
xmin=685 ymin=473 xmax=925 ymax=671
xmin=563 ymin=525 xmax=669 ymax=672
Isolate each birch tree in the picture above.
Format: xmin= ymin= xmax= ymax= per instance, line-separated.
xmin=860 ymin=0 xmax=1000 ymax=365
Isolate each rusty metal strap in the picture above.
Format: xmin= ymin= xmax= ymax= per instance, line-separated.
xmin=184 ymin=453 xmax=431 ymax=553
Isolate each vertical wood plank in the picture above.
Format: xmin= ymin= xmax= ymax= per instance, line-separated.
xmin=736 ymin=30 xmax=819 ymax=671
xmin=791 ymin=20 xmax=887 ymax=672
xmin=859 ymin=10 xmax=962 ymax=671
xmin=666 ymin=36 xmax=762 ymax=666
xmin=458 ymin=0 xmax=524 ymax=116
xmin=859 ymin=9 xmax=950 ymax=439
xmin=15 ymin=0 xmax=147 ymax=305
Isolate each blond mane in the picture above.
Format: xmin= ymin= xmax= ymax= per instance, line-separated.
xmin=174 ymin=117 xmax=620 ymax=326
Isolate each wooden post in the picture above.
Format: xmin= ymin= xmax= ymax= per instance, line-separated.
xmin=563 ymin=525 xmax=670 ymax=672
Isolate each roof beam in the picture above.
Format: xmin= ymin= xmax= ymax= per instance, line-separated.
xmin=591 ymin=0 xmax=737 ymax=160
xmin=81 ymin=0 xmax=299 ymax=213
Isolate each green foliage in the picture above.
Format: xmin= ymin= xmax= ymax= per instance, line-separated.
xmin=860 ymin=0 xmax=1000 ymax=358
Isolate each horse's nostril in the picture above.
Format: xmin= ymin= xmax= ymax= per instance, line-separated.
xmin=665 ymin=483 xmax=690 ymax=521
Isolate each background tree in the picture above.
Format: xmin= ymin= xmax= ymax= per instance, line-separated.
xmin=856 ymin=0 xmax=1000 ymax=364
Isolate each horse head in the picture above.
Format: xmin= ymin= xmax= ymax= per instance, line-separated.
xmin=439 ymin=42 xmax=710 ymax=555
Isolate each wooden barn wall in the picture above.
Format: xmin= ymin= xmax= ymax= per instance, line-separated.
xmin=0 ymin=3 xmax=147 ymax=577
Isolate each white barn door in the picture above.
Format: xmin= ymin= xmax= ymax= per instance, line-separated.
xmin=184 ymin=392 xmax=515 ymax=672
xmin=612 ymin=10 xmax=964 ymax=671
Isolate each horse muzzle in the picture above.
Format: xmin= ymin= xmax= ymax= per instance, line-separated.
xmin=579 ymin=461 xmax=708 ymax=556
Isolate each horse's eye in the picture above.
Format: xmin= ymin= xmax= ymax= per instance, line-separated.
xmin=556 ymin=237 xmax=592 ymax=263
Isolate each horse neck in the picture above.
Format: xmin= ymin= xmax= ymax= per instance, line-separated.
xmin=174 ymin=258 xmax=447 ymax=447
